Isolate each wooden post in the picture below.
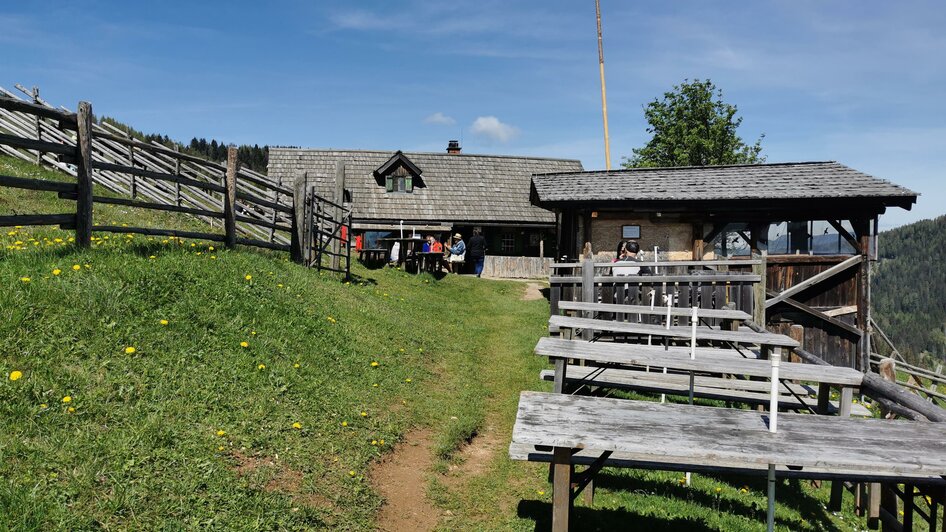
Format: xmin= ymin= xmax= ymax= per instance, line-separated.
xmin=290 ymin=172 xmax=306 ymax=263
xmin=224 ymin=146 xmax=238 ymax=248
xmin=854 ymin=218 xmax=871 ymax=371
xmin=829 ymin=385 xmax=855 ymax=510
xmin=751 ymin=252 xmax=767 ymax=327
xmin=331 ymin=161 xmax=345 ymax=271
xmin=788 ymin=325 xmax=804 ymax=365
xmin=879 ymin=484 xmax=899 ymax=532
xmin=127 ymin=131 xmax=137 ymax=199
xmin=32 ymin=87 xmax=42 ymax=164
xmin=692 ymin=223 xmax=704 ymax=260
xmin=269 ymin=175 xmax=281 ymax=243
xmin=174 ymin=145 xmax=182 ymax=207
xmin=74 ymin=101 xmax=94 ymax=247
xmin=581 ymin=257 xmax=595 ymax=341
xmin=551 ymin=446 xmax=572 ymax=532
xmin=867 ymin=482 xmax=882 ymax=529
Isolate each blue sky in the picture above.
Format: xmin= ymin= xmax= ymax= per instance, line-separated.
xmin=1 ymin=1 xmax=943 ymax=228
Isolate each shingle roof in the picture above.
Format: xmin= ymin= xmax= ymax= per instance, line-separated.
xmin=268 ymin=148 xmax=583 ymax=225
xmin=531 ymin=161 xmax=918 ymax=207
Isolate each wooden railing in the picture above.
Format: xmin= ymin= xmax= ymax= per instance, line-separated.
xmin=0 ymin=96 xmax=291 ymax=252
xmin=0 ymin=84 xmax=292 ymax=247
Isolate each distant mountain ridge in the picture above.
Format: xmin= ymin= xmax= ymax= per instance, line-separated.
xmin=872 ymin=215 xmax=946 ymax=367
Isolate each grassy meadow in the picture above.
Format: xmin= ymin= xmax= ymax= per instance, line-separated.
xmin=0 ymin=154 xmax=877 ymax=530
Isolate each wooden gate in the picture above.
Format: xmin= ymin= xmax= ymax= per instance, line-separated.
xmin=300 ymin=187 xmax=351 ymax=279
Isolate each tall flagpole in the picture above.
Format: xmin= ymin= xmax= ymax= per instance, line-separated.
xmin=595 ymin=0 xmax=612 ymax=170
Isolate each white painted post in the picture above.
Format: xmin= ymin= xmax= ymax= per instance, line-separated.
xmin=661 ymin=295 xmax=672 ymax=404
xmin=685 ymin=306 xmax=698 ymax=488
xmin=647 ymin=290 xmax=655 ymax=345
xmin=769 ymin=350 xmax=780 ymax=433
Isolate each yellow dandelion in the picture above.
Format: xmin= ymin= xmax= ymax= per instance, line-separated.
xmin=218 ymin=445 xmax=225 ymax=451
xmin=292 ymin=422 xmax=302 ymax=430
xmin=208 ymin=246 xmax=215 ymax=251
xmin=244 ymin=274 xmax=252 ymax=281
xmin=399 ymin=348 xmax=405 ymax=353
xmin=370 ymin=361 xmax=379 ymax=367
xmin=159 ymin=319 xmax=169 ymax=326
xmin=149 ymin=255 xmax=156 ymax=259
xmin=125 ymin=346 xmax=136 ymax=354
xmin=39 ymin=403 xmax=48 ymax=409
xmin=341 ymin=421 xmax=348 ymax=427
xmin=715 ymin=487 xmax=722 ymax=493
xmin=216 ymin=429 xmax=226 ymax=437
xmin=250 ymin=331 xmax=257 ymax=336
xmin=210 ymin=255 xmax=217 ymax=260
xmin=19 ymin=277 xmax=31 ymax=283
xmin=62 ymin=396 xmax=72 ymax=403
xmin=52 ymin=269 xmax=61 ymax=276
xmin=72 ymin=264 xmax=81 ymax=271
xmin=348 ymin=470 xmax=356 ymax=477
xmin=257 ymin=363 xmax=266 ymax=370
xmin=277 ymin=283 xmax=283 ymax=287
xmin=371 ymin=440 xmax=378 ymax=446
xmin=405 ymin=378 xmax=412 ymax=383
xmin=240 ymin=341 xmax=249 ymax=348
xmin=293 ymin=363 xmax=300 ymax=368
xmin=372 ymin=383 xmax=379 ymax=387
xmin=9 ymin=370 xmax=23 ymax=381
xmin=360 ymin=411 xmax=367 ymax=417
xmin=379 ymin=439 xmax=384 ymax=445
xmin=537 ymin=490 xmax=545 ymax=496
xmin=67 ymin=407 xmax=75 ymax=413
xmin=84 ymin=264 xmax=90 ymax=268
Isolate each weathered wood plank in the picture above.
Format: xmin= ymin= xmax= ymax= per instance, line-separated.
xmin=535 ymin=337 xmax=862 ymax=385
xmin=765 ymin=289 xmax=863 ymax=337
xmin=550 ymin=315 xmax=800 ymax=348
xmin=92 ymin=225 xmax=225 ymax=242
xmin=557 ymin=300 xmax=751 ymax=321
xmin=0 ymin=213 xmax=75 ymax=227
xmin=765 ymin=255 xmax=863 ymax=309
xmin=0 ymin=133 xmax=75 ymax=156
xmin=0 ymin=174 xmax=77 ymax=193
xmin=0 ymin=96 xmax=77 ymax=127
xmin=552 ymin=274 xmax=761 ymax=284
xmin=511 ymin=392 xmax=946 ymax=476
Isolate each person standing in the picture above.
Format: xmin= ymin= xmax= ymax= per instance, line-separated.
xmin=467 ymin=229 xmax=487 ymax=277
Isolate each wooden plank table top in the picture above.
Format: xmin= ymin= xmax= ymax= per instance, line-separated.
xmin=535 ymin=337 xmax=863 ymax=386
xmin=512 ymin=391 xmax=946 ymax=480
xmin=557 ymin=300 xmax=752 ymax=321
xmin=550 ymin=314 xmax=800 ymax=348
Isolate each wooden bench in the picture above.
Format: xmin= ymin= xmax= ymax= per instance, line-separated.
xmin=557 ymin=300 xmax=752 ymax=321
xmin=550 ymin=314 xmax=800 ymax=348
xmin=358 ymin=248 xmax=386 ymax=263
xmin=538 ymin=366 xmax=872 ymax=416
xmin=510 ymin=391 xmax=946 ymax=531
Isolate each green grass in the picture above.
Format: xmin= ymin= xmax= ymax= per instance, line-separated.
xmin=0 ymin=154 xmax=883 ymax=530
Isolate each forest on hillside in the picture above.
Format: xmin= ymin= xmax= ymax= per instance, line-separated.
xmin=99 ymin=117 xmax=271 ymax=174
xmin=872 ymin=215 xmax=946 ymax=367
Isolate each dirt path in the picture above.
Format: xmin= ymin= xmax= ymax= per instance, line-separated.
xmin=372 ymin=429 xmax=439 ymax=532
xmin=521 ymin=282 xmax=545 ymax=301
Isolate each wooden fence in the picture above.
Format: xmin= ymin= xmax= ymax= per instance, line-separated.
xmin=297 ymin=184 xmax=352 ymax=279
xmin=0 ymin=84 xmax=292 ymax=248
xmin=549 ymin=258 xmax=765 ymax=330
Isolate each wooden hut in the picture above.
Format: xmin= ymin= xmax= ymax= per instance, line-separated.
xmin=268 ymin=143 xmax=582 ymax=276
xmin=530 ymin=161 xmax=918 ymax=369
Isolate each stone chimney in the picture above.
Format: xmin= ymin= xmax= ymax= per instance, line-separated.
xmin=446 ymin=140 xmax=461 ymax=154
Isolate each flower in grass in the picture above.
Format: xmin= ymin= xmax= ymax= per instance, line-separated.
xmin=19 ymin=277 xmax=31 ymax=283
xmin=62 ymin=396 xmax=72 ymax=403
xmin=349 ymin=470 xmax=356 ymax=477
xmin=715 ymin=487 xmax=722 ymax=493
xmin=9 ymin=370 xmax=23 ymax=381
xmin=341 ymin=421 xmax=348 ymax=427
xmin=149 ymin=255 xmax=156 ymax=259
xmin=240 ymin=341 xmax=249 ymax=348
xmin=257 ymin=363 xmax=266 ymax=370
xmin=292 ymin=422 xmax=302 ymax=430
xmin=370 ymin=361 xmax=379 ymax=367
xmin=250 ymin=331 xmax=256 ymax=336
xmin=372 ymin=383 xmax=379 ymax=388
xmin=216 ymin=429 xmax=226 ymax=437
xmin=244 ymin=274 xmax=252 ymax=281
xmin=67 ymin=407 xmax=75 ymax=413
xmin=159 ymin=319 xmax=169 ymax=326
xmin=360 ymin=411 xmax=367 ymax=417
xmin=405 ymin=378 xmax=412 ymax=383
xmin=40 ymin=403 xmax=48 ymax=409
xmin=52 ymin=268 xmax=61 ymax=276
xmin=379 ymin=439 xmax=384 ymax=445
xmin=293 ymin=363 xmax=300 ymax=369
xmin=740 ymin=486 xmax=749 ymax=493
xmin=218 ymin=445 xmax=225 ymax=451
xmin=72 ymin=264 xmax=81 ymax=271
xmin=371 ymin=440 xmax=378 ymax=446
xmin=537 ymin=490 xmax=545 ymax=496
xmin=125 ymin=346 xmax=136 ymax=355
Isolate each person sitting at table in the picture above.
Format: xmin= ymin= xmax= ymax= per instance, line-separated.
xmin=444 ymin=233 xmax=465 ymax=273
xmin=422 ymin=235 xmax=432 ymax=253
xmin=428 ymin=235 xmax=443 ymax=253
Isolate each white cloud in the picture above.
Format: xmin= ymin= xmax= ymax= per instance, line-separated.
xmin=470 ymin=116 xmax=519 ymax=143
xmin=424 ymin=112 xmax=455 ymax=126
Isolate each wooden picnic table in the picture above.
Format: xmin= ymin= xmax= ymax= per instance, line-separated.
xmin=358 ymin=247 xmax=386 ymax=263
xmin=550 ymin=314 xmax=800 ymax=348
xmin=376 ymin=237 xmax=425 ymax=266
xmin=414 ymin=251 xmax=444 ymax=274
xmin=511 ymin=391 xmax=946 ymax=531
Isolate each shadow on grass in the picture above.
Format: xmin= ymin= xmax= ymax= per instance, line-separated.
xmin=517 ymin=499 xmax=717 ymax=531
xmin=592 ymin=471 xmax=841 ymax=532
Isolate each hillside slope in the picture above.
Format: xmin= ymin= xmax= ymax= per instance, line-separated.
xmin=873 ymin=215 xmax=946 ymax=366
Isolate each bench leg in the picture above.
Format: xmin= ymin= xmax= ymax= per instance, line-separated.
xmin=829 ymin=387 xmax=854 ymax=511
xmin=552 ymin=447 xmax=572 ymax=532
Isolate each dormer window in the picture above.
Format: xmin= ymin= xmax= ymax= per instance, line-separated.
xmin=373 ymin=151 xmax=424 ymax=194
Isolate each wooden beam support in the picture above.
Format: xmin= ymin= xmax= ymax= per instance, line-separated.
xmin=765 ymin=255 xmax=863 ymax=309
xmin=224 ymin=146 xmax=238 ymax=248
xmin=692 ymin=222 xmax=704 ymax=260
xmin=828 ymin=220 xmax=859 ymax=251
xmin=854 ymin=218 xmax=872 ymax=372
xmin=766 ymin=289 xmax=864 ymax=338
xmin=552 ymin=447 xmax=572 ymax=532
xmin=74 ymin=101 xmax=93 ymax=247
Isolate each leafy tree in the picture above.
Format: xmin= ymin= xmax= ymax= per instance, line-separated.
xmin=623 ymin=79 xmax=764 ymax=168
